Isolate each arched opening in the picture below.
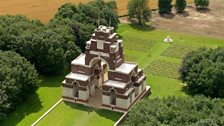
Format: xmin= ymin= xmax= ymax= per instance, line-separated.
xmin=73 ymin=81 xmax=79 ymax=97
xmin=90 ymin=58 xmax=109 ymax=88
xmin=110 ymin=89 xmax=116 ymax=105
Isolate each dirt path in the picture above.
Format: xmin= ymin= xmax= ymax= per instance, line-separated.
xmin=120 ymin=0 xmax=224 ymax=40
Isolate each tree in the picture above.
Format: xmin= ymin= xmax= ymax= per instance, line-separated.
xmin=194 ymin=0 xmax=209 ymax=9
xmin=175 ymin=0 xmax=186 ymax=13
xmin=158 ymin=0 xmax=173 ymax=14
xmin=0 ymin=15 xmax=81 ymax=74
xmin=52 ymin=0 xmax=119 ymax=52
xmin=122 ymin=96 xmax=224 ymax=126
xmin=128 ymin=0 xmax=151 ymax=24
xmin=180 ymin=47 xmax=224 ymax=98
xmin=0 ymin=51 xmax=38 ymax=120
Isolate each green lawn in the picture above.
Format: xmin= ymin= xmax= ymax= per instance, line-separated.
xmin=1 ymin=24 xmax=224 ymax=126
xmin=36 ymin=102 xmax=122 ymax=126
xmin=118 ymin=24 xmax=224 ymax=98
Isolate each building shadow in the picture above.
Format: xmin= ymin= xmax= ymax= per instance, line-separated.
xmin=0 ymin=93 xmax=43 ymax=126
xmin=128 ymin=24 xmax=156 ymax=31
xmin=95 ymin=109 xmax=123 ymax=122
xmin=64 ymin=101 xmax=122 ymax=122
xmin=64 ymin=101 xmax=95 ymax=113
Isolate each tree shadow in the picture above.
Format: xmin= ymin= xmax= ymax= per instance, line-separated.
xmin=196 ymin=8 xmax=211 ymax=13
xmin=128 ymin=24 xmax=156 ymax=31
xmin=177 ymin=11 xmax=190 ymax=17
xmin=0 ymin=93 xmax=43 ymax=126
xmin=160 ymin=13 xmax=175 ymax=19
xmin=181 ymin=86 xmax=193 ymax=96
xmin=95 ymin=109 xmax=123 ymax=122
xmin=38 ymin=74 xmax=64 ymax=87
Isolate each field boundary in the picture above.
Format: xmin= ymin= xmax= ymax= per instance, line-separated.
xmin=31 ymin=99 xmax=62 ymax=126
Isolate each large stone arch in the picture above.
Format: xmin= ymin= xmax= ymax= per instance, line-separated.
xmin=89 ymin=57 xmax=111 ymax=70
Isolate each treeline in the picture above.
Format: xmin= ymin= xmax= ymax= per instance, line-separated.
xmin=123 ymin=96 xmax=224 ymax=126
xmin=0 ymin=0 xmax=119 ymax=120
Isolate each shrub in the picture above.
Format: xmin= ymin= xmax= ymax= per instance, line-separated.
xmin=194 ymin=0 xmax=209 ymax=9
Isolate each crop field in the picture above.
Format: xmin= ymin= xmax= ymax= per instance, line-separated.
xmin=0 ymin=0 xmax=193 ymax=23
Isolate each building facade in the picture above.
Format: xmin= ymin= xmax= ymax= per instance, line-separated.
xmin=62 ymin=25 xmax=150 ymax=111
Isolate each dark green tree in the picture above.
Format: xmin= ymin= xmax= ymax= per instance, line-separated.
xmin=128 ymin=0 xmax=151 ymax=24
xmin=175 ymin=0 xmax=186 ymax=13
xmin=158 ymin=0 xmax=173 ymax=14
xmin=52 ymin=0 xmax=119 ymax=52
xmin=122 ymin=96 xmax=224 ymax=126
xmin=180 ymin=47 xmax=224 ymax=98
xmin=194 ymin=0 xmax=209 ymax=9
xmin=0 ymin=51 xmax=38 ymax=120
xmin=0 ymin=15 xmax=81 ymax=74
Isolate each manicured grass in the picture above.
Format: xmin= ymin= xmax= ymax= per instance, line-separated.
xmin=0 ymin=75 xmax=64 ymax=126
xmin=36 ymin=102 xmax=122 ymax=126
xmin=144 ymin=60 xmax=180 ymax=79
xmin=118 ymin=24 xmax=224 ymax=98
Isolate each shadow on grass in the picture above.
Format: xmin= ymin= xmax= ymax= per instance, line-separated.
xmin=128 ymin=24 xmax=156 ymax=31
xmin=95 ymin=109 xmax=123 ymax=122
xmin=181 ymin=86 xmax=193 ymax=96
xmin=38 ymin=74 xmax=64 ymax=87
xmin=64 ymin=101 xmax=122 ymax=122
xmin=0 ymin=93 xmax=42 ymax=126
xmin=38 ymin=68 xmax=69 ymax=87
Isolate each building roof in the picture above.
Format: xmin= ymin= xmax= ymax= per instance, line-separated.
xmin=115 ymin=62 xmax=137 ymax=74
xmin=104 ymin=80 xmax=127 ymax=89
xmin=66 ymin=72 xmax=89 ymax=81
xmin=71 ymin=54 xmax=86 ymax=65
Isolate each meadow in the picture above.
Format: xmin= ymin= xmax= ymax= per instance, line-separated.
xmin=0 ymin=24 xmax=223 ymax=126
xmin=0 ymin=0 xmax=193 ymax=23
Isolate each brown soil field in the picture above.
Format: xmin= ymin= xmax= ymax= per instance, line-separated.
xmin=0 ymin=0 xmax=192 ymax=23
xmin=120 ymin=0 xmax=224 ymax=39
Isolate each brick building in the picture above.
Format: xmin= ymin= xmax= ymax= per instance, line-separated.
xmin=62 ymin=25 xmax=150 ymax=111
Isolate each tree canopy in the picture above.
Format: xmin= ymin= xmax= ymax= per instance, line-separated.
xmin=122 ymin=96 xmax=224 ymax=126
xmin=51 ymin=0 xmax=119 ymax=51
xmin=175 ymin=0 xmax=187 ymax=13
xmin=194 ymin=0 xmax=209 ymax=9
xmin=180 ymin=47 xmax=224 ymax=98
xmin=158 ymin=0 xmax=173 ymax=14
xmin=0 ymin=15 xmax=81 ymax=74
xmin=0 ymin=51 xmax=38 ymax=120
xmin=0 ymin=1 xmax=119 ymax=74
xmin=127 ymin=0 xmax=151 ymax=24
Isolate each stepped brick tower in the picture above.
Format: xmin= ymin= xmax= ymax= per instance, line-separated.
xmin=62 ymin=25 xmax=150 ymax=112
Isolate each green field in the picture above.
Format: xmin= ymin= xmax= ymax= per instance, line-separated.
xmin=1 ymin=24 xmax=223 ymax=126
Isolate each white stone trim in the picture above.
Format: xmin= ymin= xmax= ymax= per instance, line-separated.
xmin=90 ymin=50 xmax=109 ymax=57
